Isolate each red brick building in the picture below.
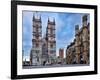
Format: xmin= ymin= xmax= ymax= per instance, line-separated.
xmin=59 ymin=48 xmax=64 ymax=59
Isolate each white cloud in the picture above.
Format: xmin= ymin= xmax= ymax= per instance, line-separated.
xmin=23 ymin=55 xmax=30 ymax=61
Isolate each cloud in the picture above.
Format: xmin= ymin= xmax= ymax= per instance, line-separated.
xmin=23 ymin=55 xmax=30 ymax=61
xmin=22 ymin=11 xmax=89 ymax=58
xmin=22 ymin=11 xmax=33 ymax=57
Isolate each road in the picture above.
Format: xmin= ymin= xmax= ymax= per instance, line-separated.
xmin=23 ymin=64 xmax=89 ymax=69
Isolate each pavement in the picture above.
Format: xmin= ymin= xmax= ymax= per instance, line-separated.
xmin=23 ymin=64 xmax=89 ymax=69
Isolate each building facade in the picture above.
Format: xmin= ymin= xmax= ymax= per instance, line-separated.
xmin=57 ymin=48 xmax=64 ymax=64
xmin=42 ymin=36 xmax=49 ymax=65
xmin=30 ymin=15 xmax=42 ymax=66
xmin=46 ymin=18 xmax=56 ymax=64
xmin=30 ymin=15 xmax=56 ymax=66
xmin=66 ymin=41 xmax=76 ymax=64
xmin=66 ymin=15 xmax=90 ymax=64
xmin=59 ymin=48 xmax=64 ymax=59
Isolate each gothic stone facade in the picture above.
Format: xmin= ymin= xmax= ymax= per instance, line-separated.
xmin=30 ymin=15 xmax=56 ymax=66
xmin=30 ymin=15 xmax=42 ymax=66
xmin=66 ymin=15 xmax=90 ymax=64
xmin=66 ymin=41 xmax=75 ymax=64
xmin=46 ymin=19 xmax=56 ymax=64
xmin=42 ymin=36 xmax=49 ymax=65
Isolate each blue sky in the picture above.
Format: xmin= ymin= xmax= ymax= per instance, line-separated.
xmin=22 ymin=11 xmax=89 ymax=61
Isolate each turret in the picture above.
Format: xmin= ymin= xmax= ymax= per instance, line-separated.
xmin=53 ymin=18 xmax=55 ymax=25
xmin=48 ymin=17 xmax=50 ymax=23
xmin=82 ymin=15 xmax=88 ymax=27
xmin=75 ymin=25 xmax=79 ymax=36
xmin=33 ymin=14 xmax=35 ymax=21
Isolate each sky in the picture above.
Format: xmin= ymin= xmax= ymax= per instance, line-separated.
xmin=22 ymin=11 xmax=90 ymax=61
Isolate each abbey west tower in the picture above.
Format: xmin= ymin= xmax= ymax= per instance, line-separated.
xmin=30 ymin=15 xmax=42 ymax=66
xmin=46 ymin=18 xmax=56 ymax=64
